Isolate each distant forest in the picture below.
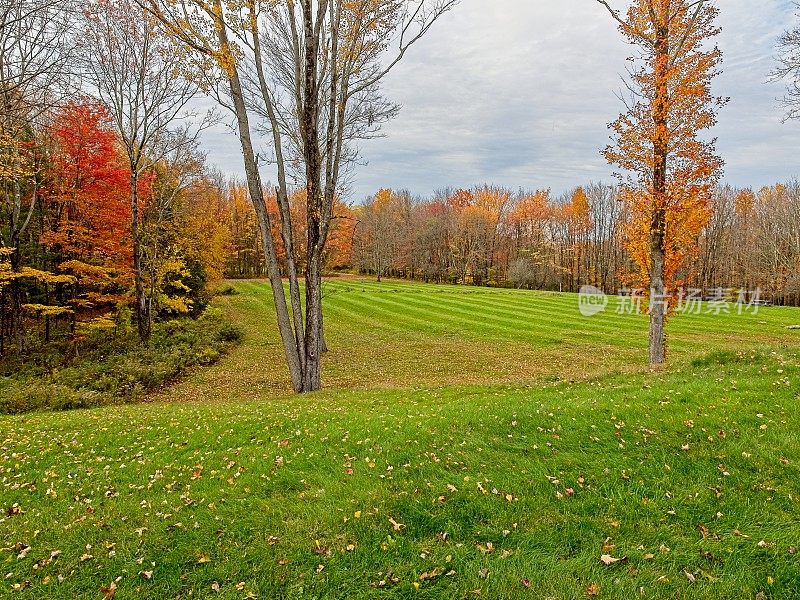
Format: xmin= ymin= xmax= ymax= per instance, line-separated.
xmin=226 ymin=182 xmax=800 ymax=307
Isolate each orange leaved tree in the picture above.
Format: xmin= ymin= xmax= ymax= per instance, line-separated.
xmin=596 ymin=0 xmax=725 ymax=366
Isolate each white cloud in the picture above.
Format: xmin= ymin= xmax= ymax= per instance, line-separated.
xmin=201 ymin=0 xmax=800 ymax=200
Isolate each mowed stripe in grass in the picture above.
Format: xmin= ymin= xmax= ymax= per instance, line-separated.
xmin=211 ymin=278 xmax=799 ymax=395
xmin=121 ymin=277 xmax=798 ymax=402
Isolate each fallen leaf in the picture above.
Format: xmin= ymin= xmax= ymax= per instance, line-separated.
xmin=313 ymin=541 xmax=331 ymax=556
xmin=600 ymin=554 xmax=627 ymax=566
xmin=101 ymin=582 xmax=117 ymax=599
xmin=389 ymin=518 xmax=405 ymax=532
xmin=419 ymin=567 xmax=443 ymax=581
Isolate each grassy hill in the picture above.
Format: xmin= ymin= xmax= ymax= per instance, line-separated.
xmin=1 ymin=279 xmax=799 ymax=599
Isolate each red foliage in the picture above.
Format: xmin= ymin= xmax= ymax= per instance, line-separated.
xmin=43 ymin=99 xmax=132 ymax=275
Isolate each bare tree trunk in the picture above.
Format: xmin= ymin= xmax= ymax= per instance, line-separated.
xmin=1 ymin=288 xmax=5 ymax=355
xmin=303 ymin=250 xmax=323 ymax=390
xmin=10 ymin=281 xmax=26 ymax=353
xmin=211 ymin=0 xmax=305 ymax=391
xmin=649 ymin=210 xmax=667 ymax=365
xmin=9 ymin=245 xmax=27 ymax=353
xmin=295 ymin=0 xmax=332 ymax=392
xmin=650 ymin=19 xmax=669 ymax=367
xmin=130 ymin=170 xmax=151 ymax=343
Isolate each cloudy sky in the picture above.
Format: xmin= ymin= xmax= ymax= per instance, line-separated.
xmin=200 ymin=0 xmax=799 ymax=202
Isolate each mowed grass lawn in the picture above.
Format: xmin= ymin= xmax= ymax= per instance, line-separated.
xmin=2 ymin=278 xmax=800 ymax=599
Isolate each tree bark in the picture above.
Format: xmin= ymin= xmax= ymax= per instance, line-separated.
xmin=297 ymin=0 xmax=328 ymax=392
xmin=303 ymin=250 xmax=323 ymax=390
xmin=211 ymin=0 xmax=305 ymax=391
xmin=130 ymin=170 xmax=151 ymax=343
xmin=650 ymin=15 xmax=669 ymax=367
xmin=649 ymin=210 xmax=667 ymax=365
xmin=9 ymin=244 xmax=27 ymax=353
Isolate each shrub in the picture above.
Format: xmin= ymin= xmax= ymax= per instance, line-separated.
xmin=0 ymin=313 xmax=242 ymax=414
xmin=216 ymin=284 xmax=240 ymax=296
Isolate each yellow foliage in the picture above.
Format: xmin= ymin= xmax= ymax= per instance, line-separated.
xmin=22 ymin=304 xmax=74 ymax=317
xmin=159 ymin=295 xmax=191 ymax=315
xmin=15 ymin=267 xmax=77 ymax=285
xmin=77 ymin=315 xmax=117 ymax=333
xmin=59 ymin=260 xmax=114 ymax=283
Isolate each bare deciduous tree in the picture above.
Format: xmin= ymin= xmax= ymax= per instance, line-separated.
xmin=773 ymin=2 xmax=800 ymax=120
xmin=81 ymin=0 xmax=204 ymax=342
xmin=0 ymin=0 xmax=74 ymax=351
xmin=140 ymin=0 xmax=458 ymax=392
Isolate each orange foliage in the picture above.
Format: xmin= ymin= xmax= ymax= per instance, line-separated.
xmin=508 ymin=191 xmax=552 ymax=234
xmin=603 ymin=0 xmax=724 ymax=296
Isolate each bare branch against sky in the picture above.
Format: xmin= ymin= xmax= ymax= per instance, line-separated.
xmin=195 ymin=0 xmax=796 ymax=202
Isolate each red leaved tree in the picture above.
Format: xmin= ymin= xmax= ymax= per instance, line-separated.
xmin=42 ymin=99 xmax=134 ymax=334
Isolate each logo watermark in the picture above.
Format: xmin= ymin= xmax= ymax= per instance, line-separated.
xmin=578 ymin=287 xmax=765 ymax=317
xmin=578 ymin=285 xmax=609 ymax=317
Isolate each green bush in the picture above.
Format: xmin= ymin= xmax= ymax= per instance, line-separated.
xmin=0 ymin=311 xmax=242 ymax=414
xmin=216 ymin=284 xmax=240 ymax=296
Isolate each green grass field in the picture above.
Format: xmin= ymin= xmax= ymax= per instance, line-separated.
xmin=2 ymin=278 xmax=799 ymax=599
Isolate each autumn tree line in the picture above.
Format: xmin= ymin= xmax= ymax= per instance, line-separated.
xmin=0 ymin=0 xmax=232 ymax=355
xmin=225 ymin=181 xmax=800 ymax=308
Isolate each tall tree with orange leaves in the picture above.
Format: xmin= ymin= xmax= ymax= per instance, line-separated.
xmin=596 ymin=0 xmax=725 ymax=366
